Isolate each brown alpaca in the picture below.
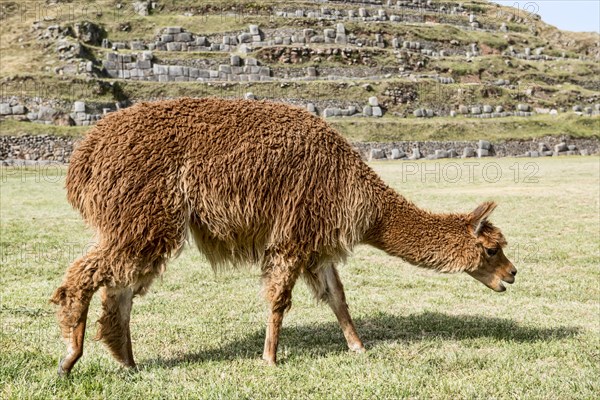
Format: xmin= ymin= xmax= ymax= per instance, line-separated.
xmin=51 ymin=97 xmax=516 ymax=374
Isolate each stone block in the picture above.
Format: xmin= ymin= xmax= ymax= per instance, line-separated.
xmin=303 ymin=29 xmax=315 ymax=38
xmin=130 ymin=41 xmax=145 ymax=50
xmin=168 ymin=65 xmax=184 ymax=76
xmin=478 ymin=140 xmax=491 ymax=150
xmin=73 ymin=101 xmax=85 ymax=112
xmin=175 ymin=32 xmax=192 ymax=42
xmin=390 ymin=149 xmax=405 ymax=159
xmin=554 ymin=142 xmax=568 ymax=152
xmin=11 ymin=105 xmax=25 ymax=114
xmin=370 ymin=149 xmax=386 ymax=160
xmin=368 ymin=96 xmax=379 ymax=107
xmin=238 ymin=33 xmax=252 ymax=43
xmin=462 ymin=147 xmax=475 ymax=158
xmin=153 ymin=64 xmax=168 ymax=75
xmin=103 ymin=60 xmax=117 ymax=70
xmin=477 ymin=149 xmax=489 ymax=157
xmin=249 ymin=25 xmax=260 ymax=35
xmin=335 ymin=34 xmax=347 ymax=44
xmin=323 ymin=108 xmax=339 ymax=118
xmin=136 ymin=60 xmax=152 ymax=69
xmin=372 ymin=106 xmax=383 ymax=117
xmin=435 ymin=150 xmax=448 ymax=159
xmin=166 ymin=42 xmax=181 ymax=51
xmin=410 ymin=148 xmax=421 ymax=160
xmin=165 ymin=26 xmax=182 ymax=34
xmin=218 ymin=65 xmax=232 ymax=74
xmin=259 ymin=67 xmax=270 ymax=77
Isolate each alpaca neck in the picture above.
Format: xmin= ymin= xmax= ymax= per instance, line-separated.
xmin=366 ymin=189 xmax=472 ymax=272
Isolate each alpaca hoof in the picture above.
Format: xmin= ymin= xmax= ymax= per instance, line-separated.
xmin=262 ymin=356 xmax=277 ymax=366
xmin=349 ymin=343 xmax=366 ymax=354
xmin=57 ymin=360 xmax=70 ymax=377
xmin=122 ymin=361 xmax=137 ymax=370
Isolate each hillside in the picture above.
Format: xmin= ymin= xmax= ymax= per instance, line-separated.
xmin=0 ymin=0 xmax=598 ymax=141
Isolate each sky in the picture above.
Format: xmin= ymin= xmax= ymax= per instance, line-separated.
xmin=493 ymin=1 xmax=600 ymax=32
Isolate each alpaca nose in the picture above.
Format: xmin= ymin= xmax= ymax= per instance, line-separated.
xmin=510 ymin=268 xmax=517 ymax=276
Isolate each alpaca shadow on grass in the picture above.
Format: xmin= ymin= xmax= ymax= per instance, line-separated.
xmin=143 ymin=311 xmax=579 ymax=368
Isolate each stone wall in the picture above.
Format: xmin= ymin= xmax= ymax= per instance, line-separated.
xmin=103 ymin=51 xmax=273 ymax=82
xmin=0 ymin=135 xmax=75 ymax=163
xmin=353 ymin=136 xmax=599 ymax=159
xmin=1 ymin=134 xmax=597 ymax=165
xmin=0 ymin=98 xmax=108 ymax=126
xmin=102 ymin=23 xmax=506 ymax=60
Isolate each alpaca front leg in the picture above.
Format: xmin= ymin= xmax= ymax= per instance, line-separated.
xmin=263 ymin=308 xmax=285 ymax=366
xmin=57 ymin=303 xmax=90 ymax=375
xmin=50 ymin=255 xmax=103 ymax=376
xmin=261 ymin=262 xmax=300 ymax=365
xmin=323 ymin=265 xmax=365 ymax=353
xmin=96 ymin=287 xmax=136 ymax=368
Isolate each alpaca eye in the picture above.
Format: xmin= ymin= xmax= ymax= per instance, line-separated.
xmin=485 ymin=247 xmax=498 ymax=257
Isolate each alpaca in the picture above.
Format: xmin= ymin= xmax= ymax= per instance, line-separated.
xmin=51 ymin=97 xmax=516 ymax=374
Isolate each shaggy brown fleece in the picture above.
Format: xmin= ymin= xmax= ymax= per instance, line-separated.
xmin=51 ymin=97 xmax=515 ymax=372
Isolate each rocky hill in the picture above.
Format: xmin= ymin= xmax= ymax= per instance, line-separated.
xmin=0 ymin=0 xmax=598 ymax=149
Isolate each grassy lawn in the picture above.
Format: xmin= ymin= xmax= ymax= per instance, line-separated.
xmin=1 ymin=157 xmax=599 ymax=399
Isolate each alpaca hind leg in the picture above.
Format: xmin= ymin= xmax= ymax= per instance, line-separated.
xmin=95 ymin=287 xmax=136 ymax=368
xmin=50 ymin=252 xmax=109 ymax=375
xmin=305 ymin=264 xmax=365 ymax=353
xmin=261 ymin=257 xmax=301 ymax=365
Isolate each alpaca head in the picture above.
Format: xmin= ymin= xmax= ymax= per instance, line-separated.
xmin=464 ymin=202 xmax=516 ymax=292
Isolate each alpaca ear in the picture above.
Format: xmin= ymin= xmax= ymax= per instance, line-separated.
xmin=470 ymin=201 xmax=497 ymax=235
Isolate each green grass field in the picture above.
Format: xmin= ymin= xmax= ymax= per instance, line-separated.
xmin=1 ymin=157 xmax=599 ymax=399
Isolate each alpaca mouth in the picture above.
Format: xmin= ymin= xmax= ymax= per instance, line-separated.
xmin=495 ymin=275 xmax=516 ymax=292
xmin=494 ymin=282 xmax=506 ymax=292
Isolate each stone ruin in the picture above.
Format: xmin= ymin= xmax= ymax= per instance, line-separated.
xmin=103 ymin=52 xmax=272 ymax=82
